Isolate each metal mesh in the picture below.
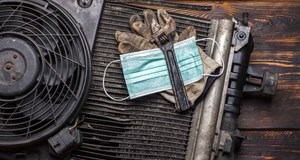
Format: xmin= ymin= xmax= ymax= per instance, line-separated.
xmin=72 ymin=3 xmax=211 ymax=160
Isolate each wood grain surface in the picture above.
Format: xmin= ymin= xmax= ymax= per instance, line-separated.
xmin=126 ymin=1 xmax=300 ymax=159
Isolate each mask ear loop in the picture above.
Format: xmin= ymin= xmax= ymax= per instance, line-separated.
xmin=103 ymin=60 xmax=130 ymax=101
xmin=196 ymin=38 xmax=224 ymax=77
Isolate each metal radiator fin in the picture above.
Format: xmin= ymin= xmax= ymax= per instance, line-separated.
xmin=72 ymin=3 xmax=211 ymax=160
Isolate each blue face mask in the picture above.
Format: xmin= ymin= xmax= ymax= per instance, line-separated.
xmin=103 ymin=36 xmax=219 ymax=101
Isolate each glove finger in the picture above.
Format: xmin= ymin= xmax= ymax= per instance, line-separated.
xmin=143 ymin=9 xmax=160 ymax=34
xmin=115 ymin=31 xmax=157 ymax=52
xmin=115 ymin=31 xmax=146 ymax=45
xmin=130 ymin=14 xmax=152 ymax=39
xmin=118 ymin=42 xmax=138 ymax=54
xmin=115 ymin=31 xmax=124 ymax=43
xmin=157 ymin=8 xmax=167 ymax=28
xmin=157 ymin=9 xmax=176 ymax=34
xmin=115 ymin=31 xmax=139 ymax=53
xmin=118 ymin=40 xmax=157 ymax=54
xmin=178 ymin=26 xmax=196 ymax=42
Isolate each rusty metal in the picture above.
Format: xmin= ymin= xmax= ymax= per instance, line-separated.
xmin=71 ymin=3 xmax=211 ymax=160
xmin=192 ymin=19 xmax=235 ymax=160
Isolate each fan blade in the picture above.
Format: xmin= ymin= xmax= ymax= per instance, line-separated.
xmin=43 ymin=58 xmax=76 ymax=86
xmin=39 ymin=12 xmax=77 ymax=86
xmin=0 ymin=6 xmax=23 ymax=31
xmin=40 ymin=14 xmax=59 ymax=51
xmin=20 ymin=94 xmax=65 ymax=121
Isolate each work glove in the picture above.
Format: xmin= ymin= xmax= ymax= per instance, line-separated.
xmin=115 ymin=9 xmax=221 ymax=107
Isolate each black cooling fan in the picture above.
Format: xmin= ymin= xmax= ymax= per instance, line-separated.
xmin=0 ymin=0 xmax=103 ymax=159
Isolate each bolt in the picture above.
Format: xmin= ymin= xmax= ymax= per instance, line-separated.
xmin=82 ymin=0 xmax=88 ymax=5
xmin=78 ymin=0 xmax=92 ymax=8
xmin=4 ymin=62 xmax=13 ymax=71
xmin=11 ymin=75 xmax=16 ymax=80
xmin=267 ymin=79 xmax=275 ymax=86
xmin=239 ymin=33 xmax=245 ymax=39
xmin=236 ymin=31 xmax=246 ymax=40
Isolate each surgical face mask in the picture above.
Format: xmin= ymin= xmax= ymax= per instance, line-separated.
xmin=103 ymin=36 xmax=223 ymax=101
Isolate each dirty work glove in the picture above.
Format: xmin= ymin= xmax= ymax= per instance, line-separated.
xmin=115 ymin=9 xmax=221 ymax=107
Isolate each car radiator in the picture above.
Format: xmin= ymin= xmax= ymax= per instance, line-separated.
xmin=71 ymin=2 xmax=211 ymax=160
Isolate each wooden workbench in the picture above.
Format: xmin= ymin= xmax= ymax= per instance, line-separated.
xmin=127 ymin=1 xmax=300 ymax=159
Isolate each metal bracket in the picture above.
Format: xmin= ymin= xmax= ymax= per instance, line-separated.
xmin=212 ymin=130 xmax=233 ymax=157
xmin=212 ymin=130 xmax=245 ymax=158
xmin=234 ymin=25 xmax=251 ymax=52
xmin=52 ymin=0 xmax=104 ymax=52
xmin=243 ymin=66 xmax=278 ymax=95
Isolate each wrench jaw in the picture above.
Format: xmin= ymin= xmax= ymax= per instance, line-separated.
xmin=152 ymin=31 xmax=174 ymax=47
xmin=151 ymin=12 xmax=176 ymax=46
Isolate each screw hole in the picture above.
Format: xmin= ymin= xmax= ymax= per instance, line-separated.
xmin=12 ymin=75 xmax=16 ymax=80
xmin=13 ymin=54 xmax=18 ymax=59
xmin=6 ymin=66 xmax=11 ymax=70
xmin=78 ymin=0 xmax=92 ymax=8
xmin=4 ymin=62 xmax=13 ymax=71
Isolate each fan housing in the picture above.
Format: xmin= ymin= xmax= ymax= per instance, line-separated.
xmin=0 ymin=0 xmax=91 ymax=149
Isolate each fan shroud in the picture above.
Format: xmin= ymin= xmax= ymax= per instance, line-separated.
xmin=0 ymin=0 xmax=91 ymax=148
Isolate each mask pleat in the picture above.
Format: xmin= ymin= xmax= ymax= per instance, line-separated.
xmin=120 ymin=36 xmax=203 ymax=99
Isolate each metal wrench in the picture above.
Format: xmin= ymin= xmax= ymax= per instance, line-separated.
xmin=151 ymin=18 xmax=191 ymax=112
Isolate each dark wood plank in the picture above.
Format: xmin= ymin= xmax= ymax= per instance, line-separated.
xmin=239 ymin=90 xmax=300 ymax=129
xmin=239 ymin=49 xmax=298 ymax=129
xmin=253 ymin=37 xmax=300 ymax=51
xmin=237 ymin=131 xmax=300 ymax=160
